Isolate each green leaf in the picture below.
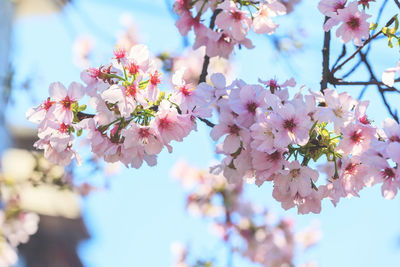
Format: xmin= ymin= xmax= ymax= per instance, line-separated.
xmin=369 ymin=22 xmax=378 ymax=31
xmin=78 ymin=104 xmax=87 ymax=112
xmin=71 ymin=102 xmax=79 ymax=112
xmin=388 ymin=36 xmax=393 ymax=48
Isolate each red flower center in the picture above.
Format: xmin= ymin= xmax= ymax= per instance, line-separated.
xmin=150 ymin=71 xmax=161 ymax=86
xmin=350 ymin=129 xmax=363 ymax=143
xmin=246 ymin=102 xmax=258 ymax=114
xmin=180 ymin=85 xmax=192 ymax=96
xmin=128 ymin=62 xmax=140 ymax=75
xmin=358 ymin=115 xmax=370 ymax=125
xmin=231 ymin=11 xmax=242 ymax=21
xmin=58 ymin=123 xmax=69 ymax=134
xmin=334 ymin=3 xmax=346 ymax=12
xmin=138 ymin=128 xmax=151 ymax=138
xmin=61 ymin=96 xmax=72 ymax=109
xmin=228 ymin=124 xmax=240 ymax=135
xmin=345 ymin=163 xmax=358 ymax=175
xmin=42 ymin=97 xmax=54 ymax=111
xmin=283 ymin=118 xmax=296 ymax=132
xmin=382 ymin=167 xmax=395 ymax=180
xmin=158 ymin=117 xmax=171 ymax=130
xmin=113 ymin=48 xmax=126 ymax=59
xmin=346 ymin=16 xmax=360 ymax=30
xmin=125 ymin=84 xmax=137 ymax=98
xmin=268 ymin=151 xmax=281 ymax=162
xmin=88 ymin=67 xmax=101 ymax=78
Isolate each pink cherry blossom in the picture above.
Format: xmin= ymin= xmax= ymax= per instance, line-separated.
xmin=325 ymin=1 xmax=371 ymax=46
xmin=269 ymin=102 xmax=312 ymax=147
xmin=317 ymin=89 xmax=355 ymax=132
xmin=253 ymin=1 xmax=287 ymax=35
xmin=337 ymin=123 xmax=375 ymax=156
xmin=252 ymin=149 xmax=287 ymax=186
xmin=318 ymin=0 xmax=347 ymax=17
xmin=216 ymin=1 xmax=252 ymax=41
xmin=26 ymin=97 xmax=55 ymax=125
xmin=229 ymin=84 xmax=267 ymax=127
xmin=210 ymin=108 xmax=250 ymax=154
xmin=154 ymin=100 xmax=192 ymax=147
xmin=250 ymin=112 xmax=276 ymax=154
xmin=48 ymin=82 xmax=85 ymax=125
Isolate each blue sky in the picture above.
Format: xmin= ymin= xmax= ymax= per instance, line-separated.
xmin=8 ymin=0 xmax=400 ymax=266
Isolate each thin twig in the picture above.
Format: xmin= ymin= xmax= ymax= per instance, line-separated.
xmin=330 ymin=78 xmax=400 ymax=89
xmin=357 ymin=85 xmax=368 ymax=100
xmin=198 ymin=117 xmax=216 ymax=128
xmin=394 ymin=0 xmax=400 ymax=9
xmin=342 ymin=59 xmax=362 ymax=79
xmin=332 ymin=44 xmax=346 ymax=70
xmin=359 ymin=51 xmax=399 ymax=122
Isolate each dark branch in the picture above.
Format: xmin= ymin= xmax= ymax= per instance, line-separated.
xmin=77 ymin=112 xmax=95 ymax=120
xmin=394 ymin=0 xmax=400 ymax=9
xmin=359 ymin=51 xmax=399 ymax=122
xmin=330 ymin=78 xmax=400 ymax=90
xmin=332 ymin=45 xmax=346 ymax=70
xmin=342 ymin=59 xmax=362 ymax=79
xmin=197 ymin=9 xmax=222 ymax=128
xmin=198 ymin=117 xmax=216 ymax=128
xmin=198 ymin=9 xmax=222 ymax=84
xmin=320 ymin=16 xmax=331 ymax=92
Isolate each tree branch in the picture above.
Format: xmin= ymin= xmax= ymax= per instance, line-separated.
xmin=331 ymin=44 xmax=346 ymax=70
xmin=198 ymin=117 xmax=216 ymax=128
xmin=197 ymin=9 xmax=222 ymax=128
xmin=77 ymin=112 xmax=95 ymax=120
xmin=394 ymin=0 xmax=400 ymax=9
xmin=330 ymin=78 xmax=400 ymax=90
xmin=198 ymin=9 xmax=222 ymax=84
xmin=359 ymin=51 xmax=399 ymax=122
xmin=320 ymin=16 xmax=331 ymax=92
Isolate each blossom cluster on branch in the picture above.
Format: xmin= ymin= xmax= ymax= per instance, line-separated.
xmin=27 ymin=44 xmax=214 ymax=168
xmin=0 ymin=204 xmax=38 ymax=267
xmin=208 ymin=75 xmax=400 ymax=213
xmin=26 ymin=0 xmax=400 ymax=218
xmin=174 ymin=0 xmax=287 ymax=58
xmin=27 ymin=38 xmax=400 ymax=214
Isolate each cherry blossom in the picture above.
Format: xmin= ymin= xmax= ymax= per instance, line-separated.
xmin=322 ymin=1 xmax=371 ymax=46
xmin=253 ymin=1 xmax=287 ymax=35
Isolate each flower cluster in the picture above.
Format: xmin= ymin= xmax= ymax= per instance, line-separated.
xmin=200 ymin=73 xmax=400 ymax=213
xmin=172 ymin=161 xmax=319 ymax=267
xmin=28 ymin=42 xmax=400 ymax=214
xmin=173 ymin=0 xmax=287 ymax=58
xmin=27 ymin=44 xmax=212 ymax=168
xmin=0 ymin=205 xmax=39 ymax=267
xmin=319 ymin=0 xmax=373 ymax=46
xmin=0 ymin=149 xmax=45 ymax=266
xmin=166 ymin=47 xmax=234 ymax=85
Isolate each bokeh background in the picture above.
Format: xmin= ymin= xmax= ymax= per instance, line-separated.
xmin=1 ymin=0 xmax=400 ymax=266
